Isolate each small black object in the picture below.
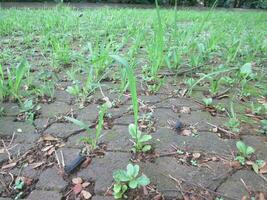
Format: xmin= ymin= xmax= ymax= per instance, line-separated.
xmin=64 ymin=153 xmax=86 ymax=174
xmin=175 ymin=120 xmax=182 ymax=131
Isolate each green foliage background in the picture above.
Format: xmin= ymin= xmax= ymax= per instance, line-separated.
xmin=1 ymin=0 xmax=266 ymax=9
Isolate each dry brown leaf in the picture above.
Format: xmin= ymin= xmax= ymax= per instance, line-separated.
xmin=153 ymin=194 xmax=162 ymax=200
xmin=72 ymin=177 xmax=83 ymax=185
xmin=2 ymin=162 xmax=17 ymax=169
xmin=73 ymin=183 xmax=83 ymax=195
xmin=0 ymin=148 xmax=5 ymax=154
xmin=41 ymin=145 xmax=54 ymax=152
xmin=81 ymin=190 xmax=92 ymax=199
xmin=260 ymin=162 xmax=267 ymax=174
xmin=246 ymin=161 xmax=254 ymax=166
xmin=38 ymin=135 xmax=58 ymax=142
xmin=47 ymin=147 xmax=55 ymax=155
xmin=82 ymin=182 xmax=90 ymax=188
xmin=192 ymin=153 xmax=201 ymax=159
xmin=180 ymin=106 xmax=191 ymax=114
xmin=181 ymin=129 xmax=191 ymax=136
xmin=31 ymin=162 xmax=44 ymax=169
xmin=230 ymin=161 xmax=241 ymax=169
xmin=259 ymin=192 xmax=265 ymax=200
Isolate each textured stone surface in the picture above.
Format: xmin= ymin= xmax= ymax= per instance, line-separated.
xmin=39 ymin=102 xmax=76 ymax=117
xmin=0 ymin=118 xmax=35 ymax=137
xmin=65 ymin=132 xmax=87 ymax=148
xmin=153 ymin=127 xmax=235 ymax=155
xmin=141 ymin=157 xmax=230 ymax=198
xmin=100 ymin=126 xmax=132 ymax=150
xmin=26 ymin=190 xmax=62 ymax=200
xmin=91 ymin=196 xmax=114 ymax=200
xmin=43 ymin=122 xmax=81 ymax=138
xmin=77 ymin=152 xmax=130 ymax=195
xmin=54 ymin=90 xmax=73 ymax=104
xmin=217 ymin=170 xmax=267 ymax=199
xmin=0 ymin=102 xmax=19 ymax=116
xmin=36 ymin=167 xmax=67 ymax=191
xmin=242 ymin=135 xmax=267 ymax=160
xmin=76 ymin=103 xmax=99 ymax=122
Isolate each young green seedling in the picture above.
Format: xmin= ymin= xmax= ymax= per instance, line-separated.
xmin=110 ymin=55 xmax=152 ymax=153
xmin=65 ymin=100 xmax=111 ymax=150
xmin=113 ymin=163 xmax=150 ymax=199
xmin=235 ymin=141 xmax=255 ymax=165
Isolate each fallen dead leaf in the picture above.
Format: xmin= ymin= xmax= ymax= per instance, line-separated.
xmin=41 ymin=145 xmax=54 ymax=152
xmin=0 ymin=148 xmax=5 ymax=154
xmin=31 ymin=162 xmax=44 ymax=169
xmin=81 ymin=190 xmax=92 ymax=199
xmin=47 ymin=147 xmax=55 ymax=155
xmin=153 ymin=194 xmax=162 ymax=200
xmin=82 ymin=182 xmax=90 ymax=188
xmin=81 ymin=157 xmax=92 ymax=168
xmin=259 ymin=192 xmax=265 ymax=200
xmin=180 ymin=106 xmax=191 ymax=114
xmin=2 ymin=162 xmax=17 ymax=169
xmin=72 ymin=177 xmax=83 ymax=185
xmin=230 ymin=161 xmax=241 ymax=169
xmin=38 ymin=134 xmax=58 ymax=142
xmin=73 ymin=183 xmax=83 ymax=195
xmin=260 ymin=162 xmax=267 ymax=174
xmin=181 ymin=129 xmax=191 ymax=136
xmin=192 ymin=153 xmax=201 ymax=159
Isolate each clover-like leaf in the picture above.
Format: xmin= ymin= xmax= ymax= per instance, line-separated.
xmin=113 ymin=170 xmax=130 ymax=182
xmin=113 ymin=183 xmax=122 ymax=193
xmin=139 ymin=134 xmax=152 ymax=143
xmin=246 ymin=146 xmax=255 ymax=156
xmin=129 ymin=179 xmax=138 ymax=189
xmin=142 ymin=144 xmax=151 ymax=152
xmin=137 ymin=175 xmax=150 ymax=187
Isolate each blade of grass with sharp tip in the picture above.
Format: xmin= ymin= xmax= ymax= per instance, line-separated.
xmin=110 ymin=55 xmax=138 ymax=127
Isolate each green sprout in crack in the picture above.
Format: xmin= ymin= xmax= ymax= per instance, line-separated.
xmin=113 ymin=163 xmax=150 ymax=199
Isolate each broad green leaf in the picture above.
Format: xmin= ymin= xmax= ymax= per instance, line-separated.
xmin=246 ymin=146 xmax=255 ymax=156
xmin=113 ymin=183 xmax=122 ymax=193
xmin=142 ymin=145 xmax=152 ymax=152
xmin=122 ymin=185 xmax=128 ymax=193
xmin=113 ymin=170 xmax=130 ymax=182
xmin=236 ymin=141 xmax=246 ymax=155
xmin=133 ymin=165 xmax=140 ymax=177
xmin=128 ymin=124 xmax=137 ymax=138
xmin=137 ymin=175 xmax=150 ymax=186
xmin=139 ymin=134 xmax=152 ymax=143
xmin=126 ymin=163 xmax=135 ymax=177
xmin=252 ymin=163 xmax=259 ymax=174
xmin=240 ymin=63 xmax=252 ymax=78
xmin=129 ymin=179 xmax=138 ymax=189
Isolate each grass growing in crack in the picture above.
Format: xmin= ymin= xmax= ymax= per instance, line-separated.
xmin=113 ymin=163 xmax=150 ymax=199
xmin=0 ymin=60 xmax=30 ymax=103
xmin=111 ymin=55 xmax=152 ymax=153
xmin=65 ymin=100 xmax=111 ymax=151
xmin=235 ymin=141 xmax=255 ymax=165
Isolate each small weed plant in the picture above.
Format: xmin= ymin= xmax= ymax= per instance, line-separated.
xmin=235 ymin=141 xmax=255 ymax=165
xmin=113 ymin=163 xmax=150 ymax=199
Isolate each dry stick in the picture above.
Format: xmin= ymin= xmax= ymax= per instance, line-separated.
xmin=60 ymin=150 xmax=65 ymax=167
xmin=206 ymin=122 xmax=237 ymax=137
xmin=240 ymin=178 xmax=251 ymax=195
xmin=168 ymin=174 xmax=239 ymax=200
xmin=1 ymin=140 xmax=11 ymax=161
xmin=168 ymin=175 xmax=186 ymax=198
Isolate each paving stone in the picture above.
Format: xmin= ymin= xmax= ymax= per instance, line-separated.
xmin=141 ymin=157 xmax=230 ymax=198
xmin=43 ymin=122 xmax=81 ymax=138
xmin=91 ymin=196 xmax=114 ymax=200
xmin=153 ymin=108 xmax=178 ymax=127
xmin=65 ymin=132 xmax=87 ymax=148
xmin=77 ymin=152 xmax=130 ymax=195
xmin=153 ymin=127 xmax=235 ymax=155
xmin=0 ymin=102 xmax=19 ymax=116
xmin=242 ymin=135 xmax=267 ymax=160
xmin=100 ymin=126 xmax=132 ymax=150
xmin=179 ymin=111 xmax=227 ymax=131
xmin=36 ymin=167 xmax=67 ymax=191
xmin=157 ymin=97 xmax=202 ymax=110
xmin=60 ymin=147 xmax=81 ymax=164
xmin=113 ymin=114 xmax=134 ymax=125
xmin=26 ymin=190 xmax=62 ymax=200
xmin=76 ymin=103 xmax=99 ymax=122
xmin=39 ymin=102 xmax=76 ymax=118
xmin=0 ymin=198 xmax=12 ymax=200
xmin=109 ymin=105 xmax=129 ymax=118
xmin=217 ymin=170 xmax=267 ymax=199
xmin=0 ymin=118 xmax=36 ymax=137
xmin=54 ymin=89 xmax=73 ymax=104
